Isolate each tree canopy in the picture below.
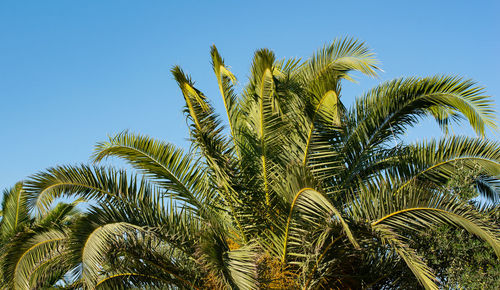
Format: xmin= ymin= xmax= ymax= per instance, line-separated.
xmin=1 ymin=37 xmax=499 ymax=289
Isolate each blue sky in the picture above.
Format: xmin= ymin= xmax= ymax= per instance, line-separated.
xmin=1 ymin=0 xmax=499 ymax=196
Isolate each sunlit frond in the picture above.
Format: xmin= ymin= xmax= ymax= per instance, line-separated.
xmin=13 ymin=230 xmax=66 ymax=289
xmin=391 ymin=136 xmax=500 ymax=195
xmin=0 ymin=183 xmax=29 ymax=239
xmin=211 ymin=45 xmax=240 ymax=140
xmin=25 ymin=165 xmax=139 ymax=214
xmin=93 ymin=133 xmax=212 ymax=210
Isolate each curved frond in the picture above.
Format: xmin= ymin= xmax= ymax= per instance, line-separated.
xmin=93 ymin=133 xmax=210 ymax=210
xmin=346 ymin=76 xmax=496 ymax=153
xmin=25 ymin=165 xmax=135 ymax=214
xmin=374 ymin=225 xmax=438 ymax=290
xmin=79 ymin=222 xmax=142 ymax=287
xmin=371 ymin=202 xmax=500 ymax=257
xmin=392 ymin=136 xmax=500 ymax=195
xmin=299 ymin=37 xmax=380 ymax=85
xmin=13 ymin=230 xmax=66 ymax=290
xmin=475 ymin=174 xmax=500 ymax=204
xmin=0 ymin=182 xmax=29 ymax=239
xmin=226 ymin=244 xmax=259 ymax=290
xmin=282 ymin=188 xmax=358 ymax=267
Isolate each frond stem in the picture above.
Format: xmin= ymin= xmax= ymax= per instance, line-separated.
xmin=260 ymin=69 xmax=272 ymax=207
xmin=372 ymin=207 xmax=454 ymax=226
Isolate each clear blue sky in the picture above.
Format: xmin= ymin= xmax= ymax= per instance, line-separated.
xmin=1 ymin=0 xmax=499 ymax=197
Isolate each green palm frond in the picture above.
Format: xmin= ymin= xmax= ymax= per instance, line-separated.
xmin=62 ymin=182 xmax=204 ymax=288
xmin=374 ymin=225 xmax=438 ymax=290
xmin=302 ymin=89 xmax=340 ymax=152
xmin=92 ymin=133 xmax=213 ymax=209
xmin=99 ymin=230 xmax=201 ymax=289
xmin=12 ymin=230 xmax=66 ymax=290
xmin=0 ymin=182 xmax=29 ymax=239
xmin=298 ymin=37 xmax=380 ymax=85
xmin=239 ymin=48 xmax=307 ymax=210
xmin=195 ymin=230 xmax=258 ymax=290
xmin=226 ymin=244 xmax=259 ymax=290
xmin=0 ymin=188 xmax=80 ymax=289
xmin=338 ymin=76 xmax=497 ymax=192
xmin=391 ymin=136 xmax=500 ymax=195
xmin=1 ymin=227 xmax=68 ymax=290
xmin=25 ymin=165 xmax=138 ymax=214
xmin=211 ymin=45 xmax=240 ymax=142
xmin=171 ymin=65 xmax=243 ymax=212
xmin=346 ymin=76 xmax=496 ymax=151
xmin=350 ymin=176 xmax=499 ymax=250
xmin=370 ymin=195 xmax=500 ymax=257
xmin=171 ymin=65 xmax=217 ymax=133
xmin=78 ymin=221 xmax=143 ymax=287
xmin=35 ymin=199 xmax=82 ymax=230
xmin=280 ymin=188 xmax=358 ymax=266
xmin=252 ymin=49 xmax=276 ymax=207
xmin=346 ymin=173 xmax=500 ymax=288
xmin=475 ymin=174 xmax=500 ymax=204
xmin=299 ymin=37 xmax=380 ymax=164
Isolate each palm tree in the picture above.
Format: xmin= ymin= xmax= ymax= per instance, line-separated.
xmin=19 ymin=37 xmax=499 ymax=289
xmin=0 ymin=182 xmax=81 ymax=289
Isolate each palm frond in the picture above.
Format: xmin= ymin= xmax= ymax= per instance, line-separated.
xmin=77 ymin=221 xmax=143 ymax=287
xmin=210 ymin=45 xmax=240 ymax=142
xmin=12 ymin=230 xmax=66 ymax=289
xmin=92 ymin=133 xmax=212 ymax=210
xmin=226 ymin=244 xmax=259 ymax=290
xmin=391 ymin=136 xmax=500 ymax=195
xmin=346 ymin=76 xmax=496 ymax=153
xmin=299 ymin=37 xmax=380 ymax=85
xmin=0 ymin=182 xmax=29 ymax=239
xmin=475 ymin=174 xmax=500 ymax=204
xmin=370 ymin=198 xmax=500 ymax=257
xmin=299 ymin=37 xmax=380 ymax=164
xmin=280 ymin=188 xmax=358 ymax=265
xmin=374 ymin=225 xmax=438 ymax=290
xmin=25 ymin=165 xmax=137 ymax=214
xmin=171 ymin=65 xmax=242 ymax=209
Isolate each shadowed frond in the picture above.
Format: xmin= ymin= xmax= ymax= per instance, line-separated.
xmin=475 ymin=175 xmax=500 ymax=204
xmin=374 ymin=225 xmax=438 ymax=290
xmin=78 ymin=221 xmax=143 ymax=287
xmin=281 ymin=188 xmax=358 ymax=266
xmin=370 ymin=195 xmax=500 ymax=257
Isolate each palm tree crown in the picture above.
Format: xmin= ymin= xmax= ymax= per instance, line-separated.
xmin=2 ymin=37 xmax=499 ymax=289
